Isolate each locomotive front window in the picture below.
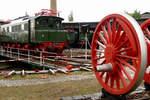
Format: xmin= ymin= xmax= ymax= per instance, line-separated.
xmin=35 ymin=17 xmax=62 ymax=30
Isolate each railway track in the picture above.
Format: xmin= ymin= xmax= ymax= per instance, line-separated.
xmin=0 ymin=46 xmax=92 ymax=75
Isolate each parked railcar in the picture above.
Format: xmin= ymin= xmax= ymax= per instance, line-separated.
xmin=0 ymin=9 xmax=78 ymax=53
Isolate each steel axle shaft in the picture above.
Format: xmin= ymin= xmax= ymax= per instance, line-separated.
xmin=96 ymin=63 xmax=113 ymax=72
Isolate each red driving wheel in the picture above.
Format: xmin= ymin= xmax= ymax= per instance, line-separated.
xmin=91 ymin=13 xmax=147 ymax=95
xmin=141 ymin=19 xmax=150 ymax=84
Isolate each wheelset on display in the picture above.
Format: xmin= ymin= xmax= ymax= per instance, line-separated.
xmin=91 ymin=13 xmax=150 ymax=95
xmin=141 ymin=19 xmax=150 ymax=86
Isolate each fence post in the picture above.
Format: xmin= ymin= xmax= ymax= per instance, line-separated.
xmin=40 ymin=51 xmax=42 ymax=66
xmin=28 ymin=50 xmax=30 ymax=63
xmin=9 ymin=47 xmax=12 ymax=57
xmin=1 ymin=46 xmax=3 ymax=56
xmin=18 ymin=48 xmax=20 ymax=60
xmin=42 ymin=51 xmax=45 ymax=70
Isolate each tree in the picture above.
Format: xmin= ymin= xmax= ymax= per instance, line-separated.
xmin=68 ymin=11 xmax=74 ymax=22
xmin=125 ymin=10 xmax=141 ymax=19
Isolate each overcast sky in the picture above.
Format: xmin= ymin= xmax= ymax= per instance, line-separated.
xmin=0 ymin=0 xmax=150 ymax=22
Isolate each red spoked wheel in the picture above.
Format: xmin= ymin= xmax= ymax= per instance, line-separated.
xmin=141 ymin=19 xmax=150 ymax=84
xmin=91 ymin=13 xmax=147 ymax=95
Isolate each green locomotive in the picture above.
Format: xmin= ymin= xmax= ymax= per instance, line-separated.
xmin=0 ymin=9 xmax=77 ymax=53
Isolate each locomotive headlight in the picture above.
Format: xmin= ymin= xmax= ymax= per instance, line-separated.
xmin=42 ymin=34 xmax=44 ymax=38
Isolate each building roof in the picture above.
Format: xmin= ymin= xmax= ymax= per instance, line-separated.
xmin=141 ymin=12 xmax=150 ymax=19
xmin=0 ymin=19 xmax=5 ymax=24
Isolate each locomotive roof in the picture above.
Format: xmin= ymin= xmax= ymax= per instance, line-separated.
xmin=1 ymin=15 xmax=64 ymax=27
xmin=35 ymin=15 xmax=64 ymax=20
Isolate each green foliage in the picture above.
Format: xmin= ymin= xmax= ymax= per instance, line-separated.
xmin=125 ymin=10 xmax=141 ymax=19
xmin=68 ymin=11 xmax=74 ymax=22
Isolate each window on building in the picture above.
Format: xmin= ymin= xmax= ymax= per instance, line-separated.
xmin=3 ymin=28 xmax=6 ymax=33
xmin=12 ymin=26 xmax=16 ymax=32
xmin=24 ymin=23 xmax=28 ymax=31
xmin=17 ymin=25 xmax=21 ymax=32
xmin=7 ymin=27 xmax=9 ymax=32
xmin=12 ymin=25 xmax=22 ymax=32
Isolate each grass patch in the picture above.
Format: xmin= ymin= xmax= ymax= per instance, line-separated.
xmin=0 ymin=77 xmax=100 ymax=100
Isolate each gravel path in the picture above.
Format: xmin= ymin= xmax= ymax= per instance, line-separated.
xmin=0 ymin=74 xmax=95 ymax=87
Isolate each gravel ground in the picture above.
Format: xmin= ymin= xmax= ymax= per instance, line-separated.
xmin=0 ymin=74 xmax=95 ymax=87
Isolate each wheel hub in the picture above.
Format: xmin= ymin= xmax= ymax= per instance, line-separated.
xmin=104 ymin=45 xmax=116 ymax=62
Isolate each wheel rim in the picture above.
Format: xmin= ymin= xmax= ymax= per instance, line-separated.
xmin=91 ymin=13 xmax=147 ymax=95
xmin=141 ymin=19 xmax=150 ymax=43
xmin=141 ymin=19 xmax=150 ymax=84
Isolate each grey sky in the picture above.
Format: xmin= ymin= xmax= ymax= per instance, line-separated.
xmin=0 ymin=0 xmax=150 ymax=22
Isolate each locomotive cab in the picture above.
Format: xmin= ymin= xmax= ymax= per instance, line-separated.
xmin=35 ymin=16 xmax=63 ymax=30
xmin=32 ymin=16 xmax=67 ymax=42
xmin=30 ymin=15 xmax=79 ymax=52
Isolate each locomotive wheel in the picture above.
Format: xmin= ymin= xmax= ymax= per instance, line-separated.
xmin=141 ymin=19 xmax=150 ymax=84
xmin=91 ymin=13 xmax=147 ymax=95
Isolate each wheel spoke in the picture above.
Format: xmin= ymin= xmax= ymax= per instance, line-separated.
xmin=117 ymin=58 xmax=136 ymax=72
xmin=100 ymin=72 xmax=105 ymax=77
xmin=102 ymin=25 xmax=109 ymax=43
xmin=145 ymin=28 xmax=150 ymax=37
xmin=145 ymin=37 xmax=150 ymax=42
xmin=116 ymin=54 xmax=138 ymax=60
xmin=132 ymin=59 xmax=138 ymax=68
xmin=94 ymin=49 xmax=104 ymax=53
xmin=107 ymin=20 xmax=112 ymax=43
xmin=96 ymin=40 xmax=106 ymax=49
xmin=112 ymin=18 xmax=117 ymax=43
xmin=98 ymin=32 xmax=107 ymax=45
xmin=95 ymin=56 xmax=105 ymax=60
xmin=116 ymin=39 xmax=129 ymax=49
xmin=114 ymin=25 xmax=122 ymax=44
xmin=110 ymin=76 xmax=115 ymax=88
xmin=117 ymin=62 xmax=132 ymax=81
xmin=105 ymin=73 xmax=110 ymax=84
xmin=112 ymin=18 xmax=117 ymax=34
xmin=115 ymin=32 xmax=126 ymax=46
xmin=97 ymin=59 xmax=106 ymax=66
xmin=116 ymin=47 xmax=132 ymax=53
xmin=116 ymin=78 xmax=120 ymax=89
xmin=118 ymin=70 xmax=127 ymax=88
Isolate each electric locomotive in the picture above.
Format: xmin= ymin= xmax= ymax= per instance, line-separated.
xmin=0 ymin=9 xmax=78 ymax=53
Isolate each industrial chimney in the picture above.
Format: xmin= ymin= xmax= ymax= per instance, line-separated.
xmin=51 ymin=0 xmax=57 ymax=16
